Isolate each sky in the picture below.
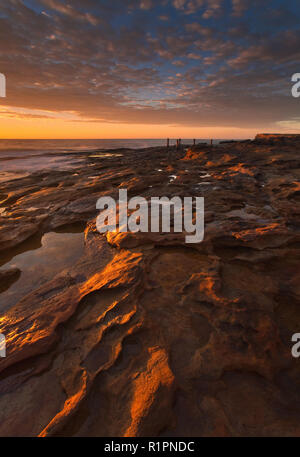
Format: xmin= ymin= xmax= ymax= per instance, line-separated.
xmin=0 ymin=0 xmax=299 ymax=139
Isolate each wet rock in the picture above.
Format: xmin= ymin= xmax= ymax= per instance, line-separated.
xmin=0 ymin=137 xmax=299 ymax=436
xmin=0 ymin=267 xmax=21 ymax=293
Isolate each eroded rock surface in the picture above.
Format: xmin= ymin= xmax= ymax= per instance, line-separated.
xmin=0 ymin=138 xmax=299 ymax=436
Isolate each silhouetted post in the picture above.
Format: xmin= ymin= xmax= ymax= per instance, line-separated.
xmin=210 ymin=139 xmax=213 ymax=146
xmin=167 ymin=138 xmax=170 ymax=148
xmin=193 ymin=139 xmax=196 ymax=146
xmin=176 ymin=139 xmax=179 ymax=150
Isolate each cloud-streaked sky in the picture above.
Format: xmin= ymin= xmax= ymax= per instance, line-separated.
xmin=0 ymin=0 xmax=300 ymax=138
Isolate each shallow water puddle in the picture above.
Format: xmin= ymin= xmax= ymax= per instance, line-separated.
xmin=0 ymin=171 xmax=30 ymax=183
xmin=0 ymin=155 xmax=85 ymax=179
xmin=169 ymin=174 xmax=177 ymax=183
xmin=89 ymin=153 xmax=123 ymax=158
xmin=0 ymin=226 xmax=85 ymax=312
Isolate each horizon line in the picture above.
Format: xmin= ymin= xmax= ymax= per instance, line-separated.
xmin=0 ymin=136 xmax=253 ymax=140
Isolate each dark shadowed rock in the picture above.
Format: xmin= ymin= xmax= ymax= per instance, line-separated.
xmin=0 ymin=136 xmax=299 ymax=436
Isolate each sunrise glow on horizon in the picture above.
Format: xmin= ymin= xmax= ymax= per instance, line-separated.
xmin=0 ymin=116 xmax=263 ymax=140
xmin=0 ymin=103 xmax=297 ymax=140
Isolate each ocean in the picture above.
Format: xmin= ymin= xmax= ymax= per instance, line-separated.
xmin=0 ymin=139 xmax=226 ymax=183
xmin=0 ymin=138 xmax=225 ymax=153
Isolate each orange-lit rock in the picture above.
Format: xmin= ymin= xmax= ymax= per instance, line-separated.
xmin=0 ymin=137 xmax=299 ymax=436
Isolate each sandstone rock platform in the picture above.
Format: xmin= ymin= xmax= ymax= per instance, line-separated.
xmin=0 ymin=137 xmax=299 ymax=436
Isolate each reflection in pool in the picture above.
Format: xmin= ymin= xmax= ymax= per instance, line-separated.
xmin=0 ymin=227 xmax=85 ymax=312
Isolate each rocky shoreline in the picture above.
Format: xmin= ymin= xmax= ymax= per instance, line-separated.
xmin=0 ymin=135 xmax=299 ymax=436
